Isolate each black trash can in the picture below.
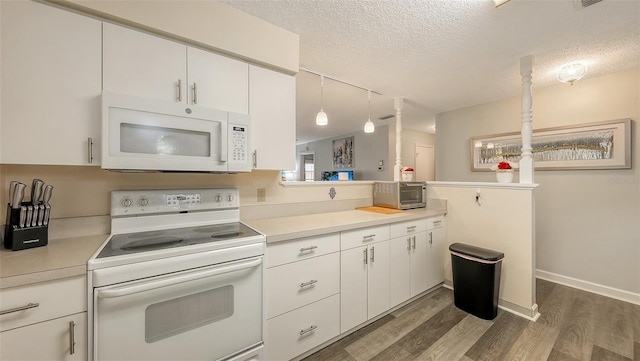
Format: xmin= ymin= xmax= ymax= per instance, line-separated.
xmin=449 ymin=243 xmax=504 ymax=320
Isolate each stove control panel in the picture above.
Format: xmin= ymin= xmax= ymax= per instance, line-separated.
xmin=111 ymin=188 xmax=239 ymax=216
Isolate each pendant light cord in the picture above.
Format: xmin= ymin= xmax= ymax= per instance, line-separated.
xmin=320 ymin=75 xmax=324 ymax=110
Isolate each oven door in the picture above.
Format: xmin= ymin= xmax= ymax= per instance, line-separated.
xmin=399 ymin=182 xmax=426 ymax=209
xmin=93 ymin=257 xmax=263 ymax=361
xmin=101 ymin=92 xmax=229 ymax=172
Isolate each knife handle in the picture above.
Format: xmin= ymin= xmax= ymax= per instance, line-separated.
xmin=43 ymin=185 xmax=53 ymax=206
xmin=11 ymin=183 xmax=26 ymax=209
xmin=43 ymin=205 xmax=51 ymax=226
xmin=31 ymin=179 xmax=44 ymax=205
xmin=26 ymin=206 xmax=33 ymax=228
xmin=19 ymin=206 xmax=27 ymax=228
xmin=37 ymin=205 xmax=45 ymax=226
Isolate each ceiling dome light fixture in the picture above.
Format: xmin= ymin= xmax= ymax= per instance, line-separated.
xmin=557 ymin=62 xmax=587 ymax=85
xmin=316 ymin=75 xmax=328 ymax=126
xmin=364 ymin=90 xmax=375 ymax=133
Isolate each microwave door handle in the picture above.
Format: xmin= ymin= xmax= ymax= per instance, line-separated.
xmin=219 ymin=123 xmax=228 ymax=162
xmin=97 ymin=257 xmax=262 ymax=299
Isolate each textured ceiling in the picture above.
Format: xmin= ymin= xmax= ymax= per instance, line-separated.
xmin=223 ymin=0 xmax=640 ymax=143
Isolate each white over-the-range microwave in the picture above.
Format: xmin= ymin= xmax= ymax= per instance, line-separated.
xmin=101 ymin=92 xmax=252 ymax=173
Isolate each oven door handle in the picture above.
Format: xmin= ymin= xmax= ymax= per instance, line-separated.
xmin=97 ymin=257 xmax=262 ymax=299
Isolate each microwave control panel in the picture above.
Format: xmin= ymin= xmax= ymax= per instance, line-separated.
xmin=230 ymin=125 xmax=248 ymax=163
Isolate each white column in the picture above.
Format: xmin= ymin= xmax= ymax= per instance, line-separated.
xmin=520 ymin=55 xmax=534 ymax=184
xmin=393 ymin=97 xmax=404 ymax=181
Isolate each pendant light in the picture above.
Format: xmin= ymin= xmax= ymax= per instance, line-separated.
xmin=364 ymin=90 xmax=375 ymax=133
xmin=315 ymin=75 xmax=328 ymax=126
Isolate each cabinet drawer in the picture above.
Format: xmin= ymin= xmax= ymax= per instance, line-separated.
xmin=0 ymin=312 xmax=87 ymax=361
xmin=266 ymin=253 xmax=339 ymax=319
xmin=0 ymin=276 xmax=85 ymax=332
xmin=389 ymin=219 xmax=428 ymax=238
xmin=341 ymin=225 xmax=389 ymax=250
xmin=427 ymin=216 xmax=445 ymax=230
xmin=266 ymin=294 xmax=340 ymax=361
xmin=266 ymin=233 xmax=339 ymax=268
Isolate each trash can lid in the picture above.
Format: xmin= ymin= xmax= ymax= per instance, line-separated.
xmin=449 ymin=243 xmax=504 ymax=261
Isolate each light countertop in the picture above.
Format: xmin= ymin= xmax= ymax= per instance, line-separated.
xmin=244 ymin=208 xmax=446 ymax=244
xmin=1 ymin=208 xmax=446 ymax=289
xmin=0 ymin=234 xmax=107 ymax=289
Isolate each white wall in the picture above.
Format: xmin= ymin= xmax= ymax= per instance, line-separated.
xmin=428 ymin=183 xmax=537 ymax=319
xmin=435 ymin=69 xmax=640 ymax=301
xmin=388 ymin=125 xmax=436 ymax=179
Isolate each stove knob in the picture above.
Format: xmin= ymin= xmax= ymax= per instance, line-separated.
xmin=120 ymin=198 xmax=133 ymax=208
xmin=227 ymin=194 xmax=235 ymax=202
xmin=138 ymin=197 xmax=149 ymax=207
xmin=215 ymin=194 xmax=223 ymax=202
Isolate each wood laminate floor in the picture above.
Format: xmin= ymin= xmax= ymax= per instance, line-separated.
xmin=303 ymin=279 xmax=639 ymax=361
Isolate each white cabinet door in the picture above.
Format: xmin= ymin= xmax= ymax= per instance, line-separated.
xmin=187 ymin=47 xmax=248 ymax=114
xmin=410 ymin=231 xmax=429 ymax=296
xmin=367 ymin=241 xmax=390 ymax=319
xmin=426 ymin=226 xmax=446 ymax=290
xmin=248 ymin=65 xmax=296 ymax=170
xmin=103 ymin=23 xmax=187 ymax=103
xmin=340 ymin=246 xmax=368 ymax=333
xmin=389 ymin=236 xmax=411 ymax=307
xmin=0 ymin=1 xmax=101 ymax=165
xmin=0 ymin=312 xmax=87 ymax=361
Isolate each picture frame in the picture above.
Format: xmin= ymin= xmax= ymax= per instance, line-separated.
xmin=470 ymin=119 xmax=631 ymax=171
xmin=333 ymin=136 xmax=354 ymax=168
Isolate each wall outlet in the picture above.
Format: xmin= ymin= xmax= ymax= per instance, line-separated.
xmin=257 ymin=188 xmax=266 ymax=202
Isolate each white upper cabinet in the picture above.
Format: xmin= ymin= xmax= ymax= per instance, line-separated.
xmin=0 ymin=1 xmax=102 ymax=165
xmin=187 ymin=47 xmax=248 ymax=114
xmin=103 ymin=23 xmax=186 ymax=103
xmin=103 ymin=23 xmax=248 ymax=114
xmin=249 ymin=65 xmax=296 ymax=170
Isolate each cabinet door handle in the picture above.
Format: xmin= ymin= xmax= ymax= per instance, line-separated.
xmin=299 ymin=280 xmax=318 ymax=288
xmin=252 ymin=150 xmax=257 ymax=168
xmin=192 ymin=82 xmax=198 ymax=104
xmin=69 ymin=320 xmax=76 ymax=355
xmin=0 ymin=302 xmax=39 ymax=315
xmin=299 ymin=325 xmax=317 ymax=336
xmin=412 ymin=236 xmax=416 ymax=250
xmin=363 ymin=248 xmax=368 ymax=265
xmin=370 ymin=246 xmax=375 ymax=262
xmin=429 ymin=232 xmax=433 ymax=245
xmin=299 ymin=246 xmax=318 ymax=253
xmin=406 ymin=237 xmax=411 ymax=250
xmin=176 ymin=79 xmax=182 ymax=102
xmin=87 ymin=137 xmax=94 ymax=164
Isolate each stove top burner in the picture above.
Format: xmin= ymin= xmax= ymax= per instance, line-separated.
xmin=96 ymin=222 xmax=260 ymax=259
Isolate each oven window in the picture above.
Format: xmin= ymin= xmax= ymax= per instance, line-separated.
xmin=145 ymin=285 xmax=234 ymax=343
xmin=120 ymin=123 xmax=211 ymax=157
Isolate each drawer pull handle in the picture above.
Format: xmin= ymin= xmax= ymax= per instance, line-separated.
xmin=433 ymin=220 xmax=442 ymax=226
xmin=363 ymin=234 xmax=375 ymax=240
xmin=299 ymin=246 xmax=318 ymax=253
xmin=69 ymin=321 xmax=76 ymax=355
xmin=299 ymin=280 xmax=318 ymax=288
xmin=406 ymin=225 xmax=417 ymax=232
xmin=299 ymin=325 xmax=318 ymax=336
xmin=0 ymin=302 xmax=39 ymax=315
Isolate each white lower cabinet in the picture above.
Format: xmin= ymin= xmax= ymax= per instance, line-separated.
xmin=266 ymin=294 xmax=340 ymax=361
xmin=340 ymin=238 xmax=390 ymax=333
xmin=0 ymin=312 xmax=87 ymax=361
xmin=0 ymin=276 xmax=87 ymax=361
xmin=389 ymin=231 xmax=429 ymax=307
xmin=426 ymin=218 xmax=446 ymax=290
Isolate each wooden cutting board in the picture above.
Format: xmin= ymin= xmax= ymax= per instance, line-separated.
xmin=356 ymin=206 xmax=404 ymax=214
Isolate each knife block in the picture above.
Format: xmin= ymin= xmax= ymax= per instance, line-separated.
xmin=4 ymin=204 xmax=48 ymax=251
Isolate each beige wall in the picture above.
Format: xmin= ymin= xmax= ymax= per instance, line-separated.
xmin=47 ymin=0 xmax=299 ymax=73
xmin=428 ymin=183 xmax=537 ymax=318
xmin=387 ymin=125 xmax=436 ymax=179
xmin=435 ymin=69 xmax=640 ymax=297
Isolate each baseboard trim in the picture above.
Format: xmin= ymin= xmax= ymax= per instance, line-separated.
xmin=536 ymin=269 xmax=640 ymax=305
xmin=443 ymin=280 xmax=539 ymax=321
